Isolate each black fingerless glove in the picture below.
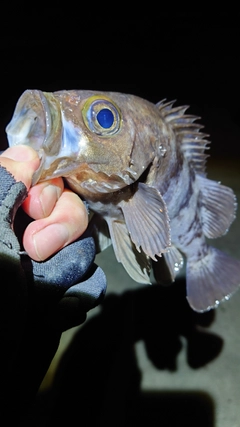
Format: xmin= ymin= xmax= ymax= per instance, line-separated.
xmin=0 ymin=164 xmax=107 ymax=420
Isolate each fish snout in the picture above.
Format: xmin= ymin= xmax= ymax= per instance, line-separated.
xmin=6 ymin=89 xmax=47 ymax=151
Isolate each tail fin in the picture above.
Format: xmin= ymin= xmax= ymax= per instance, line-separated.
xmin=186 ymin=247 xmax=240 ymax=312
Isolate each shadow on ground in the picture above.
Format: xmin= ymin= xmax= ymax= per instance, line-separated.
xmin=31 ymin=279 xmax=221 ymax=426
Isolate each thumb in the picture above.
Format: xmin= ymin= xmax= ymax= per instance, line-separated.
xmin=0 ymin=145 xmax=40 ymax=190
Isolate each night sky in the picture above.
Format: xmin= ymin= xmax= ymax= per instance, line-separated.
xmin=1 ymin=12 xmax=239 ymax=158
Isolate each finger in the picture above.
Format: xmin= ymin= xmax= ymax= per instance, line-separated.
xmin=22 ymin=178 xmax=65 ymax=219
xmin=23 ymin=190 xmax=88 ymax=261
xmin=0 ymin=146 xmax=40 ymax=189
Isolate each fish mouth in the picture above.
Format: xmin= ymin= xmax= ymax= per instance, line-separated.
xmin=6 ymin=89 xmax=63 ymax=153
xmin=6 ymin=90 xmax=48 ymax=150
xmin=6 ymin=89 xmax=69 ymax=185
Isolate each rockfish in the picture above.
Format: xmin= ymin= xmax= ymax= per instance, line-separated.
xmin=6 ymin=89 xmax=240 ymax=311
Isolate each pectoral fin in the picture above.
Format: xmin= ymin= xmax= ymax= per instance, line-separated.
xmin=120 ymin=182 xmax=171 ymax=261
xmin=106 ymin=218 xmax=152 ymax=284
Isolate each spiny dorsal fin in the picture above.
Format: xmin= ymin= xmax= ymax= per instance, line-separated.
xmin=156 ymin=100 xmax=210 ymax=175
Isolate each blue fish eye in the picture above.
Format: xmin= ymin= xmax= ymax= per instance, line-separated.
xmin=97 ymin=108 xmax=114 ymax=129
xmin=82 ymin=96 xmax=121 ymax=136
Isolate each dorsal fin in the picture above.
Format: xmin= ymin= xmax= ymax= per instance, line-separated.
xmin=156 ymin=100 xmax=210 ymax=175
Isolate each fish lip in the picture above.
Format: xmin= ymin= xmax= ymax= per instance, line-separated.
xmin=37 ymin=90 xmax=52 ymax=148
xmin=31 ymin=149 xmax=46 ymax=185
xmin=6 ymin=89 xmax=51 ymax=150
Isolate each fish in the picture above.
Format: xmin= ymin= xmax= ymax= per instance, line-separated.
xmin=6 ymin=89 xmax=240 ymax=312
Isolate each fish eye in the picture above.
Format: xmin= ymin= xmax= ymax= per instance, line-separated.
xmin=82 ymin=95 xmax=121 ymax=136
xmin=97 ymin=108 xmax=114 ymax=128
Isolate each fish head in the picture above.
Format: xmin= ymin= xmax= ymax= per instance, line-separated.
xmin=6 ymin=89 xmax=160 ymax=197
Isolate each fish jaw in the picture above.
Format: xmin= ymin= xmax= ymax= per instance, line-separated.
xmin=6 ymin=89 xmax=66 ymax=182
xmin=64 ymin=166 xmax=129 ymax=199
xmin=5 ymin=90 xmax=92 ymax=184
xmin=6 ymin=90 xmax=47 ymax=150
xmin=6 ymin=89 xmax=66 ymax=158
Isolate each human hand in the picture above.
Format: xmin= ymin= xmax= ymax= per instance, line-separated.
xmin=0 ymin=143 xmax=107 ymax=327
xmin=0 ymin=144 xmax=107 ymax=419
xmin=0 ymin=145 xmax=88 ymax=260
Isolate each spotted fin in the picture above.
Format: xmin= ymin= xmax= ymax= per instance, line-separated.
xmin=157 ymin=100 xmax=210 ymax=175
xmin=197 ymin=175 xmax=237 ymax=238
xmin=187 ymin=246 xmax=240 ymax=312
xmin=120 ymin=182 xmax=171 ymax=261
xmin=106 ymin=218 xmax=151 ymax=283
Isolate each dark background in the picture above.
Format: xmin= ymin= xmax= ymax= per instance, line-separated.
xmin=1 ymin=11 xmax=240 ymax=160
xmin=0 ymin=10 xmax=239 ymax=425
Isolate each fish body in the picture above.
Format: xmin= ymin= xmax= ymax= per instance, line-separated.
xmin=6 ymin=89 xmax=240 ymax=311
